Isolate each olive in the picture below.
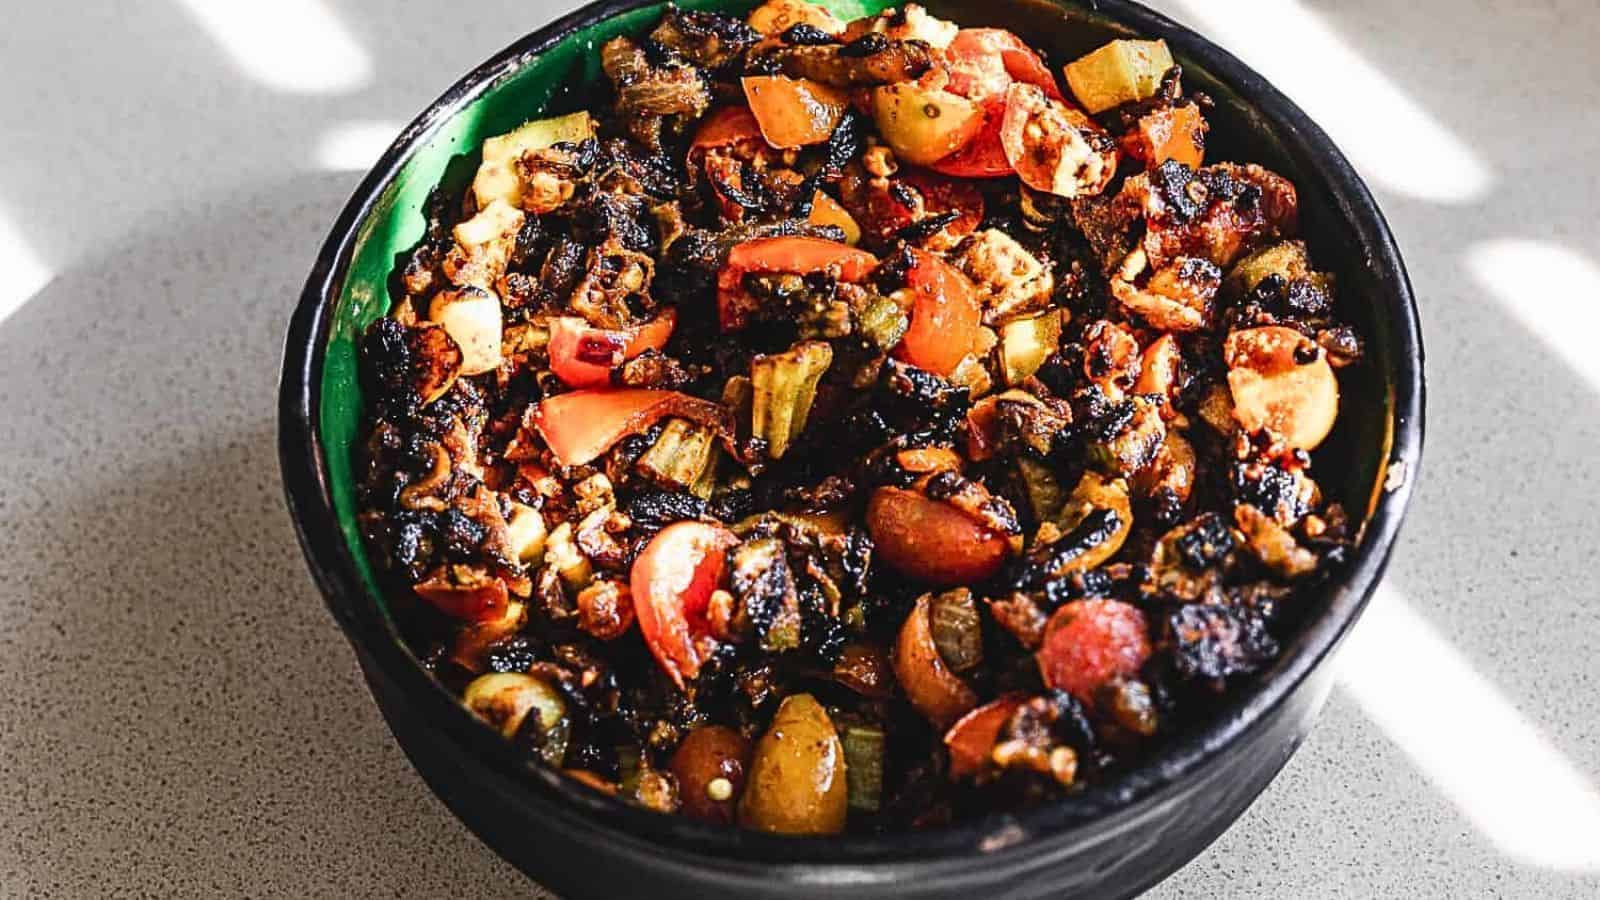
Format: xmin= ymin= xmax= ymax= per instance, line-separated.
xmin=670 ymin=726 xmax=752 ymax=825
xmin=738 ymin=694 xmax=848 ymax=835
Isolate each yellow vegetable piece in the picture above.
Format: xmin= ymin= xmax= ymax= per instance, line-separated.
xmin=472 ymin=111 xmax=593 ymax=209
xmin=807 ymin=190 xmax=861 ymax=246
xmin=738 ymin=693 xmax=848 ymax=835
xmin=870 ymin=82 xmax=984 ymax=166
xmin=1063 ymin=39 xmax=1175 ymax=114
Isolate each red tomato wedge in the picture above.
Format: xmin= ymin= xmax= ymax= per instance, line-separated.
xmin=1036 ymin=599 xmax=1152 ymax=704
xmin=944 ymin=694 xmax=1027 ymax=777
xmin=631 ymin=521 xmax=740 ymax=690
xmin=716 ymin=237 xmax=878 ymax=331
xmin=414 ymin=570 xmax=510 ymax=623
xmin=894 ymin=249 xmax=982 ymax=377
xmin=547 ymin=310 xmax=677 ymax=389
xmin=531 ymin=388 xmax=732 ymax=468
xmin=927 ymin=97 xmax=1011 ymax=178
xmin=866 ymin=487 xmax=1010 ymax=586
xmin=946 ymin=29 xmax=1064 ymax=101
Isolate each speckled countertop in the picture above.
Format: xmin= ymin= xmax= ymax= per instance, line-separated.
xmin=1 ymin=0 xmax=1596 ymax=896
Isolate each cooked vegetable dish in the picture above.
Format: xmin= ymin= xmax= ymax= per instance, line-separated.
xmin=355 ymin=0 xmax=1365 ymax=834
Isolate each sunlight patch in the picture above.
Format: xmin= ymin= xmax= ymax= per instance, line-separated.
xmin=1169 ymin=0 xmax=1491 ymax=203
xmin=314 ymin=120 xmax=405 ymax=172
xmin=1340 ymin=586 xmax=1600 ymax=871
xmin=175 ymin=0 xmax=373 ymax=94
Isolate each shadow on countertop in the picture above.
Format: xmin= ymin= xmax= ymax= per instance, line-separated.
xmin=0 ymin=173 xmax=546 ymax=898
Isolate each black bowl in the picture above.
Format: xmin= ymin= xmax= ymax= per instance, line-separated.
xmin=278 ymin=0 xmax=1424 ymax=896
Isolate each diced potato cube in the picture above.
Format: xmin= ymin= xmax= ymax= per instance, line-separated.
xmin=472 ymin=111 xmax=593 ymax=209
xmin=1064 ymin=39 xmax=1175 ymax=114
xmin=429 ymin=287 xmax=503 ymax=375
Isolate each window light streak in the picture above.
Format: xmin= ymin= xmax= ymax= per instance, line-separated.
xmin=0 ymin=210 xmax=52 ymax=326
xmin=174 ymin=0 xmax=373 ymax=94
xmin=1169 ymin=0 xmax=1491 ymax=203
xmin=1468 ymin=238 xmax=1600 ymax=392
xmin=314 ymin=120 xmax=404 ymax=172
xmin=1338 ymin=586 xmax=1600 ymax=871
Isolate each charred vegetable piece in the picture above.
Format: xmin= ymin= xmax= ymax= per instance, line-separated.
xmin=856 ymin=293 xmax=910 ymax=352
xmin=739 ymin=693 xmax=849 ymax=834
xmin=762 ymin=36 xmax=937 ymax=87
xmin=1123 ymin=102 xmax=1207 ymax=170
xmin=532 ymin=389 xmax=733 ymax=468
xmin=1054 ymin=471 xmax=1134 ymax=572
xmin=751 ymin=340 xmax=834 ymax=459
xmin=895 ymin=248 xmax=983 ymax=377
xmin=1063 ymin=39 xmax=1175 ymax=114
xmin=448 ymin=601 xmax=528 ymax=673
xmin=547 ymin=310 xmax=676 ymax=389
xmin=1015 ymin=457 xmax=1067 ymax=523
xmin=944 ymin=694 xmax=1026 ymax=777
xmin=462 ymin=672 xmax=570 ymax=766
xmin=472 ymin=111 xmax=594 ymax=209
xmin=894 ymin=594 xmax=979 ymax=728
xmin=999 ymin=83 xmax=1118 ymax=199
xmin=928 ymin=587 xmax=984 ymax=674
xmin=841 ymin=723 xmax=886 ymax=812
xmin=747 ymin=0 xmax=843 ymax=36
xmin=637 ymin=417 xmax=719 ymax=490
xmin=718 ymin=237 xmax=877 ymax=331
xmin=953 ymin=228 xmax=1055 ymax=325
xmin=870 ymin=82 xmax=985 ymax=166
xmin=808 ymin=190 xmax=862 ymax=245
xmin=1224 ymin=240 xmax=1312 ymax=299
xmin=415 ymin=566 xmax=510 ymax=622
xmin=729 ymin=537 xmax=803 ymax=652
xmin=945 ymin=27 xmax=1064 ymax=101
xmin=428 ymin=287 xmax=503 ymax=376
xmin=832 ymin=642 xmax=895 ymax=698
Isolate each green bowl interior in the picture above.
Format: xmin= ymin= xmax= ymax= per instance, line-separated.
xmin=319 ymin=0 xmax=1395 ymax=625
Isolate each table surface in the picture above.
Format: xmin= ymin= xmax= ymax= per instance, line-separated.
xmin=3 ymin=0 xmax=1597 ymax=896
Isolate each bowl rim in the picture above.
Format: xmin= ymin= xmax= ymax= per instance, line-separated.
xmin=278 ymin=0 xmax=1425 ymax=869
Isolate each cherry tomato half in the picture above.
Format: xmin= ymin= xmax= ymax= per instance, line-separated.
xmin=867 ymin=486 xmax=1010 ymax=586
xmin=547 ymin=309 xmax=677 ymax=389
xmin=894 ymin=248 xmax=982 ymax=377
xmin=945 ymin=28 xmax=1064 ymax=101
xmin=1035 ymin=599 xmax=1152 ymax=704
xmin=532 ymin=388 xmax=731 ymax=468
xmin=944 ymin=694 xmax=1027 ymax=777
xmin=631 ymin=521 xmax=740 ymax=690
